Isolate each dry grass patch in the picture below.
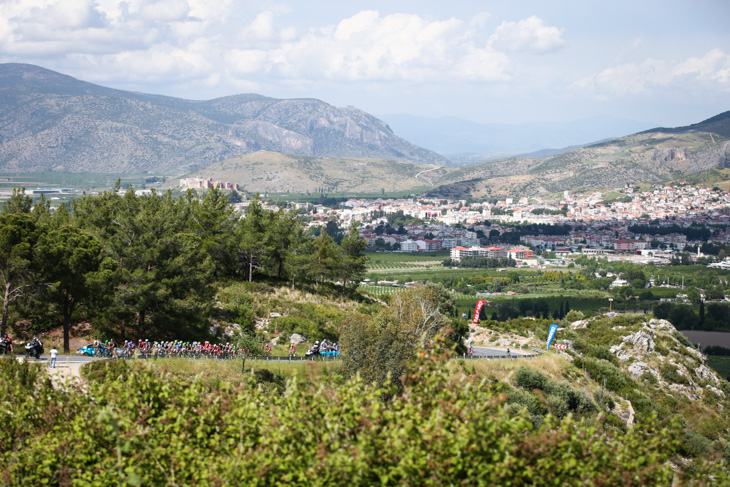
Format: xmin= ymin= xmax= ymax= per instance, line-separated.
xmin=445 ymin=353 xmax=570 ymax=386
xmin=144 ymin=356 xmax=338 ymax=384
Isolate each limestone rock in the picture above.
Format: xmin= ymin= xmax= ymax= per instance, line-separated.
xmin=570 ymin=320 xmax=589 ymax=329
xmin=695 ymin=364 xmax=720 ymax=385
xmin=290 ymin=333 xmax=305 ymax=345
xmin=708 ymin=385 xmax=726 ymax=398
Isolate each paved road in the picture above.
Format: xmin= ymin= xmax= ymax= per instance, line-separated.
xmin=25 ymin=354 xmax=101 ymax=364
xmin=471 ymin=346 xmax=533 ymax=358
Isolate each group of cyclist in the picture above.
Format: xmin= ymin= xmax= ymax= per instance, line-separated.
xmin=88 ymin=338 xmax=318 ymax=359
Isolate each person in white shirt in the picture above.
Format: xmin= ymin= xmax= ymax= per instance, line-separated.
xmin=49 ymin=347 xmax=58 ymax=368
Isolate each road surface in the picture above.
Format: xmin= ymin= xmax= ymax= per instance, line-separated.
xmin=471 ymin=346 xmax=534 ymax=358
xmin=26 ymin=354 xmax=101 ymax=364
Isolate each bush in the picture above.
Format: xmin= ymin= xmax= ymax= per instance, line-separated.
xmin=0 ymin=347 xmax=700 ymax=486
xmin=514 ymin=366 xmax=548 ymax=391
xmin=704 ymin=345 xmax=730 ymax=356
xmin=680 ymin=430 xmax=712 ymax=458
xmin=641 ymin=372 xmax=658 ymax=385
xmin=547 ymin=394 xmax=569 ymax=418
xmin=659 ymin=363 xmax=689 ymax=385
xmin=575 ymin=356 xmax=636 ymax=398
xmin=81 ymin=359 xmax=131 ymax=383
xmin=271 ymin=316 xmax=322 ymax=341
xmin=506 ymin=387 xmax=547 ymax=417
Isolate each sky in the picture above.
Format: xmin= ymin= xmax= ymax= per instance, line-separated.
xmin=1 ymin=0 xmax=729 ymax=126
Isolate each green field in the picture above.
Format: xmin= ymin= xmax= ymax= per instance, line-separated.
xmin=366 ymin=251 xmax=449 ymax=263
xmin=0 ymin=172 xmax=168 ymax=191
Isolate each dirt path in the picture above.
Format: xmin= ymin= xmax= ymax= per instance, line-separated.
xmin=18 ymin=356 xmax=85 ymax=385
xmin=414 ymin=167 xmax=440 ymax=187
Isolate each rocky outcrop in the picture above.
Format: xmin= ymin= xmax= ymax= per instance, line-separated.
xmin=608 ymin=318 xmax=725 ymax=404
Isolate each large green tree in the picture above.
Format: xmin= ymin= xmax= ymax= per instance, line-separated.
xmin=73 ymin=188 xmax=215 ymax=340
xmin=339 ymin=222 xmax=368 ymax=296
xmin=237 ymin=198 xmax=271 ymax=282
xmin=0 ymin=214 xmax=38 ymax=336
xmin=37 ymin=225 xmax=102 ymax=352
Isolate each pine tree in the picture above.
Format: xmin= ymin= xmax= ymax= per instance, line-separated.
xmin=699 ymin=299 xmax=705 ymax=329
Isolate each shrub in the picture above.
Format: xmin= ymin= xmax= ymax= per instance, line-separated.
xmin=680 ymin=430 xmax=712 ymax=458
xmin=514 ymin=366 xmax=548 ymax=391
xmin=641 ymin=372 xmax=658 ymax=385
xmin=547 ymin=394 xmax=569 ymax=418
xmin=659 ymin=363 xmax=689 ymax=385
xmin=271 ymin=316 xmax=322 ymax=341
xmin=506 ymin=387 xmax=547 ymax=416
xmin=0 ymin=347 xmax=698 ymax=486
xmin=81 ymin=359 xmax=131 ymax=383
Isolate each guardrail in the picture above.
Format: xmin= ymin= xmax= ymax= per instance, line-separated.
xmin=132 ymin=353 xmax=340 ymax=362
xmin=458 ymin=353 xmax=540 ymax=360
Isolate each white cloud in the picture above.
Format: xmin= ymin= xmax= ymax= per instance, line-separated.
xmin=489 ymin=15 xmax=565 ymax=53
xmin=225 ymin=10 xmax=510 ymax=83
xmin=0 ymin=5 xmax=530 ymax=91
xmin=675 ymin=49 xmax=730 ymax=84
xmin=574 ymin=49 xmax=730 ymax=96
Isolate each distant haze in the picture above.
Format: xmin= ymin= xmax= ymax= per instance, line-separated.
xmin=380 ymin=114 xmax=657 ymax=156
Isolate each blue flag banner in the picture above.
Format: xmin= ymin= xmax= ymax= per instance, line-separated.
xmin=546 ymin=324 xmax=559 ymax=350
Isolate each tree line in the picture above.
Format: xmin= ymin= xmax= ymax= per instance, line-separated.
xmin=0 ymin=186 xmax=367 ymax=351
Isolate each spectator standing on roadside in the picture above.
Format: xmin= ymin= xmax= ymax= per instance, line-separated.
xmin=49 ymin=346 xmax=58 ymax=368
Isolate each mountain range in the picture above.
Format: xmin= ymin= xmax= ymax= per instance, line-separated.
xmin=0 ymin=63 xmax=447 ymax=174
xmin=2 ymin=63 xmax=730 ymax=199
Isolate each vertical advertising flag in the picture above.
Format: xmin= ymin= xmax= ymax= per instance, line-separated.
xmin=546 ymin=323 xmax=559 ymax=350
xmin=472 ymin=300 xmax=486 ymax=325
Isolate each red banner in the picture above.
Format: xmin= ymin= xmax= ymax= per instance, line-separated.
xmin=472 ymin=299 xmax=486 ymax=325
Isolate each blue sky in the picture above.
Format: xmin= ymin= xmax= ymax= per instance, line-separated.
xmin=1 ymin=0 xmax=728 ymax=126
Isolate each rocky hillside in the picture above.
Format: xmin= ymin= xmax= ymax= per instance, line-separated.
xmin=473 ymin=312 xmax=730 ymax=469
xmin=429 ymin=112 xmax=730 ymax=198
xmin=0 ymin=64 xmax=448 ymax=174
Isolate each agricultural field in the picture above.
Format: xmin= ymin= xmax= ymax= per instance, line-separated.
xmin=366 ymin=251 xmax=449 ymax=262
xmin=0 ymin=172 xmax=166 ymax=192
xmin=359 ymin=284 xmax=405 ymax=297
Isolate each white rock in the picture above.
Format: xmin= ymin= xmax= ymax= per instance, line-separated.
xmin=570 ymin=320 xmax=589 ymax=329
xmin=628 ymin=361 xmax=649 ymax=377
xmin=695 ymin=364 xmax=720 ymax=385
xmin=707 ymin=385 xmax=726 ymax=398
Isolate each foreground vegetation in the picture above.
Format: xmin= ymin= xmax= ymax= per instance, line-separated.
xmin=3 ymin=344 xmax=727 ymax=486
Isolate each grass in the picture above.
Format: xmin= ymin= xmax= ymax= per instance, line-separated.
xmin=445 ymin=353 xmax=580 ymax=387
xmin=365 ymin=251 xmax=449 ymax=263
xmin=143 ymin=356 xmax=338 ymax=383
